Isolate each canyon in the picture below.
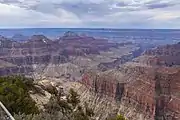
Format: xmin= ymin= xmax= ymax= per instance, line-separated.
xmin=0 ymin=32 xmax=180 ymax=120
xmin=80 ymin=42 xmax=180 ymax=120
xmin=0 ymin=32 xmax=142 ymax=78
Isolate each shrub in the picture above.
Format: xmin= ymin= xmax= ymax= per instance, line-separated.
xmin=67 ymin=88 xmax=80 ymax=108
xmin=43 ymin=88 xmax=94 ymax=120
xmin=108 ymin=114 xmax=127 ymax=120
xmin=0 ymin=75 xmax=39 ymax=115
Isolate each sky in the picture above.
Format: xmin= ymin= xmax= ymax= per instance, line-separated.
xmin=0 ymin=0 xmax=180 ymax=28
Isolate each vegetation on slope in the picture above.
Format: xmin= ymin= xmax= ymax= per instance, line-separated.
xmin=0 ymin=75 xmax=126 ymax=120
xmin=0 ymin=75 xmax=39 ymax=115
xmin=14 ymin=87 xmax=95 ymax=120
xmin=108 ymin=114 xmax=127 ymax=120
xmin=42 ymin=88 xmax=95 ymax=120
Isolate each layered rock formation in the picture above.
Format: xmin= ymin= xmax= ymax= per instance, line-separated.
xmin=134 ymin=43 xmax=180 ymax=66
xmin=11 ymin=34 xmax=29 ymax=42
xmin=154 ymin=68 xmax=180 ymax=120
xmin=0 ymin=59 xmax=33 ymax=76
xmin=0 ymin=32 xmax=142 ymax=78
xmin=80 ymin=42 xmax=180 ymax=120
xmin=1 ymin=31 xmax=180 ymax=120
xmin=81 ymin=63 xmax=155 ymax=120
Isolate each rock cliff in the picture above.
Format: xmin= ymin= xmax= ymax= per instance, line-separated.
xmin=1 ymin=32 xmax=180 ymax=120
xmin=0 ymin=32 xmax=141 ymax=78
xmin=80 ymin=42 xmax=180 ymax=120
xmin=134 ymin=43 xmax=180 ymax=66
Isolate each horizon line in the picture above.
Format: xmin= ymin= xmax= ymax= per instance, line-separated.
xmin=0 ymin=27 xmax=180 ymax=30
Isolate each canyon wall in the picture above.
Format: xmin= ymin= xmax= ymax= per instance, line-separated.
xmin=81 ymin=64 xmax=180 ymax=120
xmin=80 ymin=42 xmax=180 ymax=120
xmin=0 ymin=32 xmax=142 ymax=78
xmin=81 ymin=63 xmax=156 ymax=120
xmin=134 ymin=43 xmax=180 ymax=66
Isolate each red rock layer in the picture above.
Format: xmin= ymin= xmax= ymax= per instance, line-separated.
xmin=141 ymin=43 xmax=180 ymax=66
xmin=81 ymin=65 xmax=180 ymax=120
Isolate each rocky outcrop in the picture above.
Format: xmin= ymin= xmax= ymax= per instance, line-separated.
xmin=136 ymin=43 xmax=180 ymax=66
xmin=154 ymin=68 xmax=180 ymax=120
xmin=81 ymin=63 xmax=155 ymax=120
xmin=0 ymin=66 xmax=33 ymax=76
xmin=0 ymin=59 xmax=33 ymax=76
xmin=81 ymin=63 xmax=180 ymax=120
xmin=12 ymin=34 xmax=29 ymax=42
xmin=0 ymin=55 xmax=68 ymax=65
xmin=98 ymin=54 xmax=133 ymax=71
xmin=80 ymin=42 xmax=180 ymax=120
xmin=97 ymin=46 xmax=143 ymax=71
xmin=0 ymin=36 xmax=13 ymax=49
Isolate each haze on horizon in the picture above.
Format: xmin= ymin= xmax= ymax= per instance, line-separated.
xmin=0 ymin=0 xmax=180 ymax=29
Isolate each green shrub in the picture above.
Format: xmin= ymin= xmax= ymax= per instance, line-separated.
xmin=7 ymin=78 xmax=95 ymax=120
xmin=0 ymin=75 xmax=39 ymax=115
xmin=43 ymin=88 xmax=94 ymax=120
xmin=14 ymin=112 xmax=65 ymax=120
xmin=116 ymin=114 xmax=126 ymax=120
xmin=108 ymin=114 xmax=127 ymax=120
xmin=67 ymin=88 xmax=80 ymax=108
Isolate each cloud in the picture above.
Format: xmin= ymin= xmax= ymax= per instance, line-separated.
xmin=0 ymin=3 xmax=81 ymax=28
xmin=0 ymin=0 xmax=179 ymax=28
xmin=145 ymin=0 xmax=177 ymax=9
xmin=149 ymin=12 xmax=179 ymax=21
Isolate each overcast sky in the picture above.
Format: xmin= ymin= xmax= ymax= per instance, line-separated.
xmin=0 ymin=0 xmax=180 ymax=28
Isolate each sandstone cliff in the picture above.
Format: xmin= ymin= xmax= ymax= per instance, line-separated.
xmin=80 ymin=42 xmax=180 ymax=120
xmin=134 ymin=43 xmax=180 ymax=66
xmin=0 ymin=32 xmax=141 ymax=78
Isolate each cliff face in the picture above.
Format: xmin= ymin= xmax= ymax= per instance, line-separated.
xmin=80 ymin=42 xmax=180 ymax=120
xmin=155 ymin=68 xmax=180 ymax=120
xmin=81 ymin=65 xmax=180 ymax=120
xmin=97 ymin=44 xmax=143 ymax=71
xmin=1 ymin=32 xmax=180 ymax=120
xmin=136 ymin=43 xmax=180 ymax=66
xmin=81 ymin=63 xmax=156 ymax=120
xmin=97 ymin=47 xmax=143 ymax=71
xmin=0 ymin=59 xmax=33 ymax=76
xmin=0 ymin=33 xmax=141 ymax=78
xmin=0 ymin=66 xmax=33 ymax=76
xmin=0 ymin=55 xmax=68 ymax=65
